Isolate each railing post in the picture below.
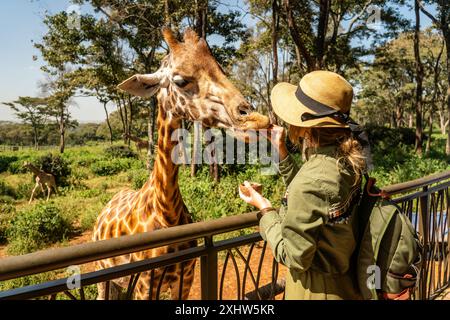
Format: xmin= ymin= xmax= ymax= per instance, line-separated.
xmin=200 ymin=236 xmax=218 ymax=300
xmin=418 ymin=186 xmax=429 ymax=300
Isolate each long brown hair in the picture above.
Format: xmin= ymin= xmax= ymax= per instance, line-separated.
xmin=289 ymin=125 xmax=366 ymax=185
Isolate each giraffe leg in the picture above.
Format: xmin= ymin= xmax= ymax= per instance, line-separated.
xmin=170 ymin=260 xmax=196 ymax=300
xmin=46 ymin=185 xmax=51 ymax=201
xmin=134 ymin=269 xmax=168 ymax=300
xmin=96 ymin=282 xmax=107 ymax=300
xmin=29 ymin=184 xmax=39 ymax=204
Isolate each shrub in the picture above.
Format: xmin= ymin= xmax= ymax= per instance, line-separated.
xmin=0 ymin=155 xmax=18 ymax=173
xmin=104 ymin=145 xmax=137 ymax=159
xmin=90 ymin=158 xmax=143 ymax=176
xmin=7 ymin=203 xmax=72 ymax=254
xmin=35 ymin=154 xmax=72 ymax=186
xmin=8 ymin=160 xmax=29 ymax=174
xmin=128 ymin=169 xmax=149 ymax=189
xmin=14 ymin=182 xmax=35 ymax=200
xmin=80 ymin=208 xmax=100 ymax=231
xmin=366 ymin=125 xmax=415 ymax=150
xmin=0 ymin=180 xmax=15 ymax=198
xmin=0 ymin=203 xmax=15 ymax=243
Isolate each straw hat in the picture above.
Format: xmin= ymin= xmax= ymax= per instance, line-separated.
xmin=270 ymin=70 xmax=354 ymax=128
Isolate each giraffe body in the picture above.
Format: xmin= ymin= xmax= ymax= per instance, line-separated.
xmin=123 ymin=133 xmax=149 ymax=154
xmin=23 ymin=162 xmax=58 ymax=203
xmin=93 ymin=28 xmax=270 ymax=300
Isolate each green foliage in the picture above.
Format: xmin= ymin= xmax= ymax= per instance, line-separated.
xmin=6 ymin=202 xmax=72 ymax=254
xmin=104 ymin=145 xmax=137 ymax=159
xmin=35 ymin=154 xmax=71 ymax=186
xmin=90 ymin=158 xmax=144 ymax=176
xmin=366 ymin=125 xmax=416 ymax=150
xmin=0 ymin=180 xmax=15 ymax=198
xmin=178 ymin=164 xmax=285 ymax=222
xmin=0 ymin=271 xmax=58 ymax=293
xmin=80 ymin=208 xmax=99 ymax=232
xmin=0 ymin=155 xmax=18 ymax=173
xmin=0 ymin=202 xmax=15 ymax=243
xmin=128 ymin=169 xmax=148 ymax=190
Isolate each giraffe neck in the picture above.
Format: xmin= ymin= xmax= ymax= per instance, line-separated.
xmin=129 ymin=135 xmax=142 ymax=143
xmin=140 ymin=97 xmax=184 ymax=226
xmin=27 ymin=164 xmax=42 ymax=176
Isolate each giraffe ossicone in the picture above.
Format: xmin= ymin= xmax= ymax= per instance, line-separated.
xmin=93 ymin=27 xmax=270 ymax=300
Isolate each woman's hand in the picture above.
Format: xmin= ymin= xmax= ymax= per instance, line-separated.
xmin=260 ymin=125 xmax=288 ymax=161
xmin=239 ymin=181 xmax=272 ymax=210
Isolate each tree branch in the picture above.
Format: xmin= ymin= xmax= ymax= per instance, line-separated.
xmin=417 ymin=0 xmax=441 ymax=28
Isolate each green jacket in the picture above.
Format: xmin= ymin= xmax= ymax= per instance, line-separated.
xmin=260 ymin=145 xmax=362 ymax=300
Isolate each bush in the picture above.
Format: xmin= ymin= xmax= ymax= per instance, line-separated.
xmin=0 ymin=203 xmax=15 ymax=243
xmin=35 ymin=154 xmax=72 ymax=186
xmin=366 ymin=125 xmax=415 ymax=150
xmin=0 ymin=155 xmax=18 ymax=173
xmin=104 ymin=145 xmax=137 ymax=159
xmin=7 ymin=203 xmax=72 ymax=254
xmin=0 ymin=180 xmax=15 ymax=198
xmin=14 ymin=182 xmax=35 ymax=200
xmin=128 ymin=169 xmax=148 ymax=189
xmin=90 ymin=158 xmax=144 ymax=176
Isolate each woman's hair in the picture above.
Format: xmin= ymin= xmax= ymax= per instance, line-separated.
xmin=289 ymin=125 xmax=366 ymax=184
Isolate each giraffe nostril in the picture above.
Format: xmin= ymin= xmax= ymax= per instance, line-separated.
xmin=239 ymin=109 xmax=249 ymax=116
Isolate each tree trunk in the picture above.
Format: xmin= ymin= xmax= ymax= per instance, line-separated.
xmin=445 ymin=32 xmax=450 ymax=155
xmin=195 ymin=0 xmax=207 ymax=38
xmin=316 ymin=0 xmax=330 ymax=69
xmin=59 ymin=104 xmax=65 ymax=154
xmin=103 ymin=101 xmax=113 ymax=145
xmin=116 ymin=98 xmax=127 ymax=144
xmin=33 ymin=125 xmax=38 ymax=149
xmin=147 ymin=101 xmax=156 ymax=171
xmin=413 ymin=0 xmax=423 ymax=156
xmin=283 ymin=0 xmax=315 ymax=72
xmin=426 ymin=110 xmax=433 ymax=153
xmin=270 ymin=0 xmax=280 ymax=125
xmin=191 ymin=122 xmax=200 ymax=177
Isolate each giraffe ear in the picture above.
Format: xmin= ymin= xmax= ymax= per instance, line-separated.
xmin=117 ymin=73 xmax=162 ymax=98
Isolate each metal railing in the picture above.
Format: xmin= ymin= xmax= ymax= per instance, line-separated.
xmin=0 ymin=170 xmax=449 ymax=300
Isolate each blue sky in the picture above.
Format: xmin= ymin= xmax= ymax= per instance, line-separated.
xmin=0 ymin=1 xmax=434 ymax=123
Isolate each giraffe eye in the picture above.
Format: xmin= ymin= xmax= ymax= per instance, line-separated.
xmin=173 ymin=75 xmax=189 ymax=88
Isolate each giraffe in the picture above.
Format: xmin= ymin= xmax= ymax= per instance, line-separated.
xmin=122 ymin=133 xmax=149 ymax=154
xmin=23 ymin=161 xmax=58 ymax=203
xmin=93 ymin=28 xmax=270 ymax=300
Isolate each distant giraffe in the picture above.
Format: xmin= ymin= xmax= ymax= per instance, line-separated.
xmin=123 ymin=133 xmax=149 ymax=154
xmin=92 ymin=28 xmax=270 ymax=300
xmin=23 ymin=161 xmax=58 ymax=203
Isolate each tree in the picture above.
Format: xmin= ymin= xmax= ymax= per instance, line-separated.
xmin=2 ymin=97 xmax=48 ymax=148
xmin=281 ymin=0 xmax=409 ymax=73
xmin=40 ymin=72 xmax=78 ymax=153
xmin=355 ymin=29 xmax=446 ymax=133
xmin=417 ymin=0 xmax=450 ymax=155
xmin=414 ymin=0 xmax=424 ymax=155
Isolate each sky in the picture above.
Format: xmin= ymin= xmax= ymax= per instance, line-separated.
xmin=0 ymin=0 xmax=435 ymax=124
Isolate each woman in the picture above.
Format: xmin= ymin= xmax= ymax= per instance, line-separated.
xmin=239 ymin=70 xmax=371 ymax=300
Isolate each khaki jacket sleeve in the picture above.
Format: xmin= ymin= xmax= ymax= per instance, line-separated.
xmin=259 ymin=176 xmax=330 ymax=273
xmin=277 ymin=154 xmax=299 ymax=186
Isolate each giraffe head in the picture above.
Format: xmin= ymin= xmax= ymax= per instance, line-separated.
xmin=23 ymin=161 xmax=31 ymax=168
xmin=118 ymin=28 xmax=270 ymax=130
